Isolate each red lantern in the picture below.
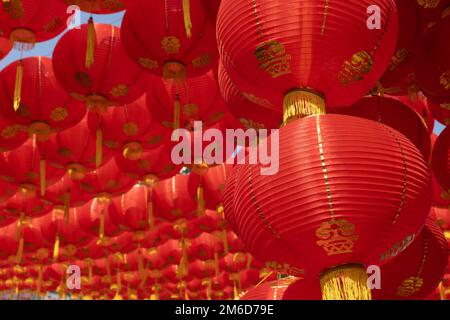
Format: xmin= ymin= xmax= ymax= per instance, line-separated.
xmin=61 ymin=0 xmax=130 ymax=13
xmin=415 ymin=15 xmax=450 ymax=103
xmin=44 ymin=174 xmax=91 ymax=212
xmin=0 ymin=0 xmax=68 ymax=50
xmin=226 ymin=114 xmax=431 ymax=299
xmin=121 ymin=0 xmax=220 ymax=79
xmin=218 ymin=0 xmax=398 ymax=114
xmin=390 ymin=94 xmax=435 ymax=134
xmin=281 ymin=278 xmax=323 ymax=300
xmin=431 ymin=206 xmax=450 ymax=231
xmin=378 ymin=0 xmax=421 ymax=96
xmin=0 ymin=37 xmax=12 ymax=60
xmin=0 ymin=114 xmax=28 ymax=152
xmin=372 ymin=219 xmax=449 ymax=299
xmin=240 ymin=277 xmax=297 ymax=300
xmin=331 ymin=95 xmax=431 ymax=160
xmin=0 ymin=57 xmax=86 ymax=140
xmin=432 ymin=125 xmax=450 ymax=192
xmin=428 ymin=100 xmax=450 ymax=126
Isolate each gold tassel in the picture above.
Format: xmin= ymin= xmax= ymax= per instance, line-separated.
xmin=16 ymin=235 xmax=24 ymax=265
xmin=96 ymin=128 xmax=102 ymax=168
xmin=320 ymin=264 xmax=372 ymax=300
xmin=178 ymin=238 xmax=188 ymax=278
xmin=221 ymin=229 xmax=229 ymax=254
xmin=233 ymin=277 xmax=239 ymax=300
xmin=98 ymin=209 xmax=105 ymax=244
xmin=182 ymin=0 xmax=192 ymax=38
xmin=86 ymin=17 xmax=96 ymax=69
xmin=214 ymin=251 xmax=219 ymax=277
xmin=53 ymin=234 xmax=60 ymax=261
xmin=13 ymin=60 xmax=23 ymax=112
xmin=147 ymin=189 xmax=154 ymax=232
xmin=15 ymin=211 xmax=25 ymax=240
xmin=246 ymin=254 xmax=253 ymax=269
xmin=105 ymin=255 xmax=111 ymax=278
xmin=39 ymin=158 xmax=46 ymax=197
xmin=173 ymin=94 xmax=181 ymax=130
xmin=37 ymin=265 xmax=43 ymax=296
xmin=283 ymin=89 xmax=326 ymax=124
xmin=137 ymin=250 xmax=145 ymax=279
xmin=64 ymin=191 xmax=70 ymax=224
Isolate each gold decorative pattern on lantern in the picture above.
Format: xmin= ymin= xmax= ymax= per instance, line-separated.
xmin=123 ymin=122 xmax=138 ymax=136
xmin=50 ymin=107 xmax=68 ymax=122
xmin=104 ymin=140 xmax=119 ymax=149
xmin=1 ymin=125 xmax=20 ymax=139
xmin=63 ymin=245 xmax=77 ymax=257
xmin=254 ymin=40 xmax=292 ymax=78
xmin=161 ymin=36 xmax=181 ymax=54
xmin=110 ymin=84 xmax=129 ymax=97
xmin=192 ymin=54 xmax=211 ymax=68
xmin=3 ymin=0 xmax=24 ymax=19
xmin=182 ymin=104 xmax=199 ymax=117
xmin=57 ymin=147 xmax=72 ymax=157
xmin=440 ymin=71 xmax=450 ymax=90
xmin=380 ymin=233 xmax=415 ymax=262
xmin=396 ymin=276 xmax=424 ymax=296
xmin=416 ymin=0 xmax=441 ymax=8
xmin=241 ymin=92 xmax=274 ymax=108
xmin=264 ymin=261 xmax=305 ymax=277
xmin=139 ymin=57 xmax=158 ymax=69
xmin=106 ymin=180 xmax=119 ymax=190
xmin=337 ymin=51 xmax=374 ymax=85
xmin=390 ymin=48 xmax=409 ymax=71
xmin=239 ymin=118 xmax=265 ymax=130
xmin=147 ymin=135 xmax=162 ymax=145
xmin=75 ymin=72 xmax=93 ymax=88
xmin=43 ymin=18 xmax=64 ymax=33
xmin=316 ymin=219 xmax=359 ymax=255
xmin=104 ymin=0 xmax=125 ymax=10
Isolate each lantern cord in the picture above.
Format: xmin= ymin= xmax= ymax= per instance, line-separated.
xmin=96 ymin=128 xmax=103 ymax=168
xmin=320 ymin=265 xmax=372 ymax=300
xmin=40 ymin=158 xmax=46 ymax=196
xmin=197 ymin=180 xmax=205 ymax=216
xmin=173 ymin=93 xmax=181 ymax=130
xmin=13 ymin=60 xmax=23 ymax=112
xmin=64 ymin=190 xmax=71 ymax=224
xmin=182 ymin=0 xmax=192 ymax=38
xmin=147 ymin=188 xmax=155 ymax=232
xmin=53 ymin=234 xmax=60 ymax=261
xmin=214 ymin=251 xmax=219 ymax=277
xmin=37 ymin=265 xmax=43 ymax=296
xmin=86 ymin=17 xmax=96 ymax=69
xmin=16 ymin=236 xmax=24 ymax=265
xmin=221 ymin=229 xmax=229 ymax=254
xmin=99 ymin=208 xmax=105 ymax=244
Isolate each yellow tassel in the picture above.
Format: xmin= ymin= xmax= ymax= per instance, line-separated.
xmin=64 ymin=191 xmax=70 ymax=224
xmin=214 ymin=251 xmax=219 ymax=277
xmin=246 ymin=254 xmax=253 ymax=269
xmin=99 ymin=209 xmax=105 ymax=243
xmin=15 ymin=211 xmax=25 ymax=240
xmin=233 ymin=278 xmax=239 ymax=300
xmin=37 ymin=265 xmax=43 ymax=296
xmin=320 ymin=264 xmax=372 ymax=300
xmin=53 ymin=234 xmax=60 ymax=261
xmin=182 ymin=0 xmax=192 ymax=38
xmin=39 ymin=158 xmax=46 ymax=197
xmin=221 ymin=229 xmax=229 ymax=254
xmin=173 ymin=94 xmax=181 ymax=130
xmin=283 ymin=89 xmax=326 ymax=124
xmin=86 ymin=17 xmax=96 ymax=69
xmin=96 ymin=128 xmax=102 ymax=168
xmin=147 ymin=189 xmax=154 ymax=232
xmin=197 ymin=182 xmax=205 ymax=217
xmin=178 ymin=238 xmax=188 ymax=278
xmin=13 ymin=60 xmax=23 ymax=112
xmin=137 ymin=250 xmax=145 ymax=279
xmin=16 ymin=236 xmax=24 ymax=265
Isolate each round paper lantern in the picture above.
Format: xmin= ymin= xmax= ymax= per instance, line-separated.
xmin=61 ymin=0 xmax=129 ymax=13
xmin=218 ymin=0 xmax=398 ymax=115
xmin=240 ymin=277 xmax=297 ymax=300
xmin=0 ymin=0 xmax=68 ymax=50
xmin=218 ymin=61 xmax=281 ymax=130
xmin=44 ymin=174 xmax=91 ymax=212
xmin=0 ymin=37 xmax=12 ymax=60
xmin=147 ymin=69 xmax=226 ymax=130
xmin=390 ymin=94 xmax=435 ymax=134
xmin=0 ymin=114 xmax=28 ymax=152
xmin=378 ymin=0 xmax=421 ymax=96
xmin=331 ymin=95 xmax=431 ymax=160
xmin=415 ymin=15 xmax=450 ymax=103
xmin=372 ymin=219 xmax=448 ymax=299
xmin=121 ymin=0 xmax=220 ymax=79
xmin=226 ymin=114 xmax=432 ymax=300
xmin=52 ymin=23 xmax=148 ymax=112
xmin=432 ymin=125 xmax=450 ymax=192
xmin=0 ymin=57 xmax=86 ymax=141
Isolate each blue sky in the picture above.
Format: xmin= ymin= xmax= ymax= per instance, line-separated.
xmin=0 ymin=10 xmax=445 ymax=135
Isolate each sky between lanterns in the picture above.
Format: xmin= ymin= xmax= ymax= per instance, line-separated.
xmin=0 ymin=11 xmax=445 ymax=136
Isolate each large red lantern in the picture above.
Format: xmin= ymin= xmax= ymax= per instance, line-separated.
xmin=0 ymin=57 xmax=86 ymax=140
xmin=331 ymin=95 xmax=431 ymax=160
xmin=390 ymin=94 xmax=435 ymax=134
xmin=218 ymin=0 xmax=398 ymax=115
xmin=240 ymin=277 xmax=297 ymax=300
xmin=372 ymin=219 xmax=448 ymax=299
xmin=226 ymin=114 xmax=431 ymax=300
xmin=121 ymin=0 xmax=220 ymax=79
xmin=61 ymin=0 xmax=129 ymax=13
xmin=432 ymin=125 xmax=450 ymax=193
xmin=0 ymin=0 xmax=68 ymax=50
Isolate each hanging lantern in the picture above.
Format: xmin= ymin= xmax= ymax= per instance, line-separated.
xmin=0 ymin=114 xmax=28 ymax=152
xmin=121 ymin=0 xmax=220 ymax=79
xmin=372 ymin=219 xmax=449 ymax=299
xmin=240 ymin=277 xmax=297 ymax=300
xmin=281 ymin=278 xmax=323 ymax=300
xmin=226 ymin=114 xmax=432 ymax=300
xmin=0 ymin=0 xmax=68 ymax=51
xmin=331 ymin=95 xmax=431 ymax=160
xmin=0 ymin=57 xmax=86 ymax=137
xmin=390 ymin=94 xmax=435 ymax=134
xmin=61 ymin=0 xmax=129 ymax=13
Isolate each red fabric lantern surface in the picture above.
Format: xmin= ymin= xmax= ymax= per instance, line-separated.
xmin=217 ymin=0 xmax=398 ymax=112
xmin=390 ymin=94 xmax=435 ymax=135
xmin=428 ymin=100 xmax=450 ymax=126
xmin=87 ymin=94 xmax=171 ymax=162
xmin=240 ymin=277 xmax=297 ymax=300
xmin=227 ymin=114 xmax=432 ymax=277
xmin=74 ymin=239 xmax=104 ymax=261
xmin=432 ymin=173 xmax=450 ymax=207
xmin=281 ymin=278 xmax=323 ymax=300
xmin=40 ymin=116 xmax=115 ymax=180
xmin=218 ymin=61 xmax=282 ymax=130
xmin=331 ymin=95 xmax=431 ymax=160
xmin=121 ymin=0 xmax=220 ymax=79
xmin=431 ymin=207 xmax=450 ymax=231
xmin=378 ymin=0 xmax=421 ymax=96
xmin=44 ymin=174 xmax=91 ymax=211
xmin=187 ymin=233 xmax=223 ymax=263
xmin=0 ymin=114 xmax=28 ymax=152
xmin=0 ymin=140 xmax=65 ymax=197
xmin=0 ymin=57 xmax=86 ymax=141
xmin=431 ymin=125 xmax=450 ymax=193
xmin=0 ymin=190 xmax=53 ymax=224
xmin=416 ymin=0 xmax=450 ymax=31
xmin=372 ymin=219 xmax=449 ymax=300
xmin=0 ymin=37 xmax=12 ymax=60
xmin=152 ymin=174 xmax=197 ymax=222
xmin=0 ymin=0 xmax=68 ymax=49
xmin=61 ymin=0 xmax=130 ymax=13
xmin=52 ymin=23 xmax=148 ymax=111
xmin=146 ymin=69 xmax=226 ymax=130
xmin=415 ymin=15 xmax=450 ymax=103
